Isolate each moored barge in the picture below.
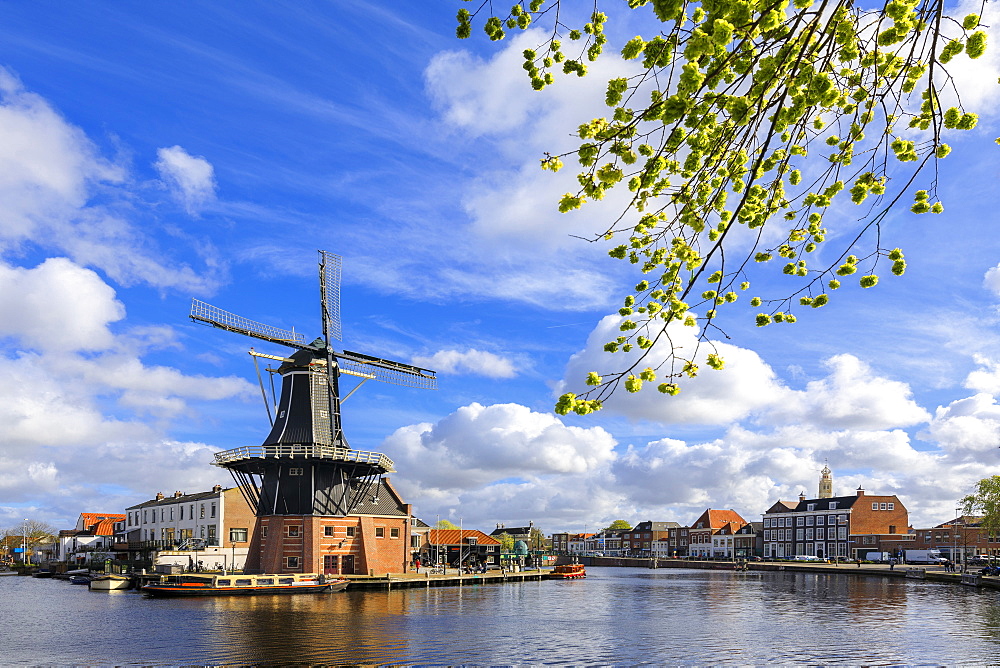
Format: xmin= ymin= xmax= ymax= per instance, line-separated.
xmin=141 ymin=572 xmax=348 ymax=597
xmin=548 ymin=563 xmax=586 ymax=579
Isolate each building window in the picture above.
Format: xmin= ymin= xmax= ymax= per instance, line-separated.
xmin=200 ymin=504 xmax=205 ymax=519
xmin=830 ymin=502 xmax=838 ymax=510
xmin=817 ymin=528 xmax=825 ymax=540
xmin=816 ymin=515 xmax=825 ymax=525
xmin=888 ymin=502 xmax=895 ymax=510
xmin=170 ymin=508 xmax=174 ymax=520
xmin=230 ymin=528 xmax=248 ymax=542
xmin=287 ymin=525 xmax=300 ymax=537
xmin=262 ymin=526 xmax=267 ymax=537
xmin=390 ymin=528 xmax=400 ymax=538
xmin=200 ymin=525 xmax=205 ymax=538
xmin=289 ymin=468 xmax=304 ymax=476
xmin=375 ymin=527 xmax=385 ymax=538
xmin=796 ymin=517 xmax=804 ymax=526
xmin=324 ymin=526 xmax=334 ymax=537
xmin=889 ymin=525 xmax=896 ymax=534
xmin=806 ymin=516 xmax=814 ymax=526
xmin=286 ymin=556 xmax=299 ymax=569
xmin=873 ymin=503 xmax=879 ymax=510
xmin=807 ymin=504 xmax=816 ymax=511
xmin=880 ymin=503 xmax=888 ymax=510
xmin=211 ymin=503 xmax=216 ymax=518
xmin=346 ymin=527 xmax=356 ymax=537
xmin=180 ymin=506 xmax=184 ymax=520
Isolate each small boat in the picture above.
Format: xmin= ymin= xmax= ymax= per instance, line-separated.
xmin=89 ymin=574 xmax=131 ymax=591
xmin=0 ymin=566 xmax=18 ymax=576
xmin=141 ymin=572 xmax=349 ymax=597
xmin=31 ymin=568 xmax=53 ymax=578
xmin=548 ymin=563 xmax=586 ymax=579
xmin=68 ymin=574 xmax=91 ymax=585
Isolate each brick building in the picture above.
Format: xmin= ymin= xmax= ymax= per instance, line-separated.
xmin=688 ymin=509 xmax=748 ymax=558
xmin=763 ymin=486 xmax=910 ymax=560
xmin=911 ymin=515 xmax=1000 ymax=563
xmin=250 ymin=477 xmax=413 ymax=576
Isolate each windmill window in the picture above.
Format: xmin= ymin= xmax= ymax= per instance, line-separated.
xmin=289 ymin=468 xmax=304 ymax=476
xmin=279 ymin=411 xmax=286 ymax=419
xmin=390 ymin=528 xmax=400 ymax=538
xmin=324 ymin=526 xmax=334 ymax=537
xmin=375 ymin=527 xmax=385 ymax=538
xmin=286 ymin=526 xmax=300 ymax=537
xmin=346 ymin=527 xmax=356 ymax=537
xmin=319 ymin=410 xmax=328 ymax=418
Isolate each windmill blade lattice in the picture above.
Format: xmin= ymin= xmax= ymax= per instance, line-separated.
xmin=190 ymin=299 xmax=308 ymax=349
xmin=319 ymin=250 xmax=342 ymax=343
xmin=336 ymin=350 xmax=438 ymax=390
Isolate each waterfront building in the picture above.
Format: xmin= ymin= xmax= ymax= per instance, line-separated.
xmin=421 ymin=529 xmax=501 ymax=568
xmin=409 ymin=517 xmax=431 ymax=564
xmin=124 ymin=486 xmax=255 ymax=570
xmin=550 ymin=532 xmax=570 ymax=554
xmin=53 ymin=512 xmax=126 ymax=565
xmin=734 ymin=521 xmax=763 ymax=559
xmin=622 ymin=521 xmax=677 ymax=557
xmin=687 ymin=509 xmax=748 ymax=558
xmin=912 ymin=515 xmax=999 ymax=563
xmin=762 ymin=486 xmax=910 ymax=560
xmin=567 ymin=533 xmax=595 ymax=554
xmin=668 ymin=524 xmax=689 ymax=557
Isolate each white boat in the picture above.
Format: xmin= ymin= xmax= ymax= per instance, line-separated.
xmin=89 ymin=574 xmax=131 ymax=591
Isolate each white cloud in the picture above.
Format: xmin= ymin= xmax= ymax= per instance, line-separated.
xmin=0 ymin=256 xmax=252 ymax=525
xmin=767 ymin=354 xmax=931 ymax=431
xmin=964 ymin=354 xmax=1000 ymax=394
xmin=921 ymin=393 xmax=1000 ymax=459
xmin=0 ymin=258 xmax=124 ymax=352
xmin=0 ymin=69 xmax=218 ymax=292
xmin=154 ymin=145 xmax=217 ymax=215
xmin=412 ymin=348 xmax=517 ymax=378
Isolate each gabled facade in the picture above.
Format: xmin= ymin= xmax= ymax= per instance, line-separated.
xmin=54 ymin=512 xmax=126 ymax=564
xmin=688 ymin=510 xmax=748 ymax=558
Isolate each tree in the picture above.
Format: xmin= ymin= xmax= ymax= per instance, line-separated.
xmin=497 ymin=531 xmax=516 ymax=551
xmin=435 ymin=519 xmax=461 ymax=530
xmin=961 ymin=475 xmax=1000 ymax=541
xmin=458 ymin=0 xmax=989 ymax=414
xmin=2 ymin=520 xmax=56 ymax=564
xmin=603 ymin=519 xmax=633 ymax=531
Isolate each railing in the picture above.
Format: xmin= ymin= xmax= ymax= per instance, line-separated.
xmin=213 ymin=444 xmax=394 ymax=471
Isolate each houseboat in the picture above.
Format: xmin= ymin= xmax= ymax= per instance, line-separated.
xmin=548 ymin=563 xmax=586 ymax=579
xmin=141 ymin=572 xmax=348 ymax=597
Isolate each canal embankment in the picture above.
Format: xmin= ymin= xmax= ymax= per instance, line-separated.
xmin=576 ymin=555 xmax=1000 ymax=591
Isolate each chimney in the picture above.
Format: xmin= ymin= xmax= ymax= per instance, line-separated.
xmin=856 ymin=486 xmax=865 ymax=496
xmin=155 ymin=492 xmax=164 ymax=500
xmin=173 ymin=491 xmax=183 ymax=498
xmin=212 ymin=484 xmax=222 ymax=493
xmin=798 ymin=491 xmax=806 ymax=502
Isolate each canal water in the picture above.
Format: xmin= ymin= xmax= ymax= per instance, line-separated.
xmin=3 ymin=567 xmax=1000 ymax=665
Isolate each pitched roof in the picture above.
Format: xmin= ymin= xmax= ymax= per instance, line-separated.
xmin=77 ymin=513 xmax=126 ymax=532
xmin=789 ymin=495 xmax=862 ymax=512
xmin=702 ymin=509 xmax=747 ymax=529
xmin=428 ymin=529 xmax=501 ymax=546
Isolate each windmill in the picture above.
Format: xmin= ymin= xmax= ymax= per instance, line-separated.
xmin=189 ymin=250 xmax=437 ymax=520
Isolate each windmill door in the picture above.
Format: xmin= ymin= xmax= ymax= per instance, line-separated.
xmin=323 ymin=555 xmax=339 ymax=575
xmin=341 ymin=555 xmax=355 ymax=575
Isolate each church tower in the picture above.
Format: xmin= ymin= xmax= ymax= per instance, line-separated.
xmin=818 ymin=463 xmax=833 ymax=499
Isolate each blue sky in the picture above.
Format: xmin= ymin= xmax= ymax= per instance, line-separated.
xmin=1 ymin=1 xmax=999 ymax=535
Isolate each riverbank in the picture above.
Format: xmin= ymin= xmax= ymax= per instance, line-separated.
xmin=579 ymin=555 xmax=1000 ymax=591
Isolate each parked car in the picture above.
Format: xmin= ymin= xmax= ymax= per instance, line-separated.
xmin=792 ymin=555 xmax=822 ymax=562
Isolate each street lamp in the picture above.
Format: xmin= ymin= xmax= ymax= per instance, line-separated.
xmin=22 ymin=519 xmax=28 ymax=566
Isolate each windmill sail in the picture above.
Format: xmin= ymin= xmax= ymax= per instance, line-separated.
xmin=319 ymin=250 xmax=342 ymax=343
xmin=190 ymin=299 xmax=309 ymax=349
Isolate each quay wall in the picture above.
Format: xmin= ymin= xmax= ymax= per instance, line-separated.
xmin=565 ymin=556 xmax=1000 ymax=591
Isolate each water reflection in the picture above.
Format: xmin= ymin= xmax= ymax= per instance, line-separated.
xmin=3 ymin=568 xmax=1000 ymax=664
